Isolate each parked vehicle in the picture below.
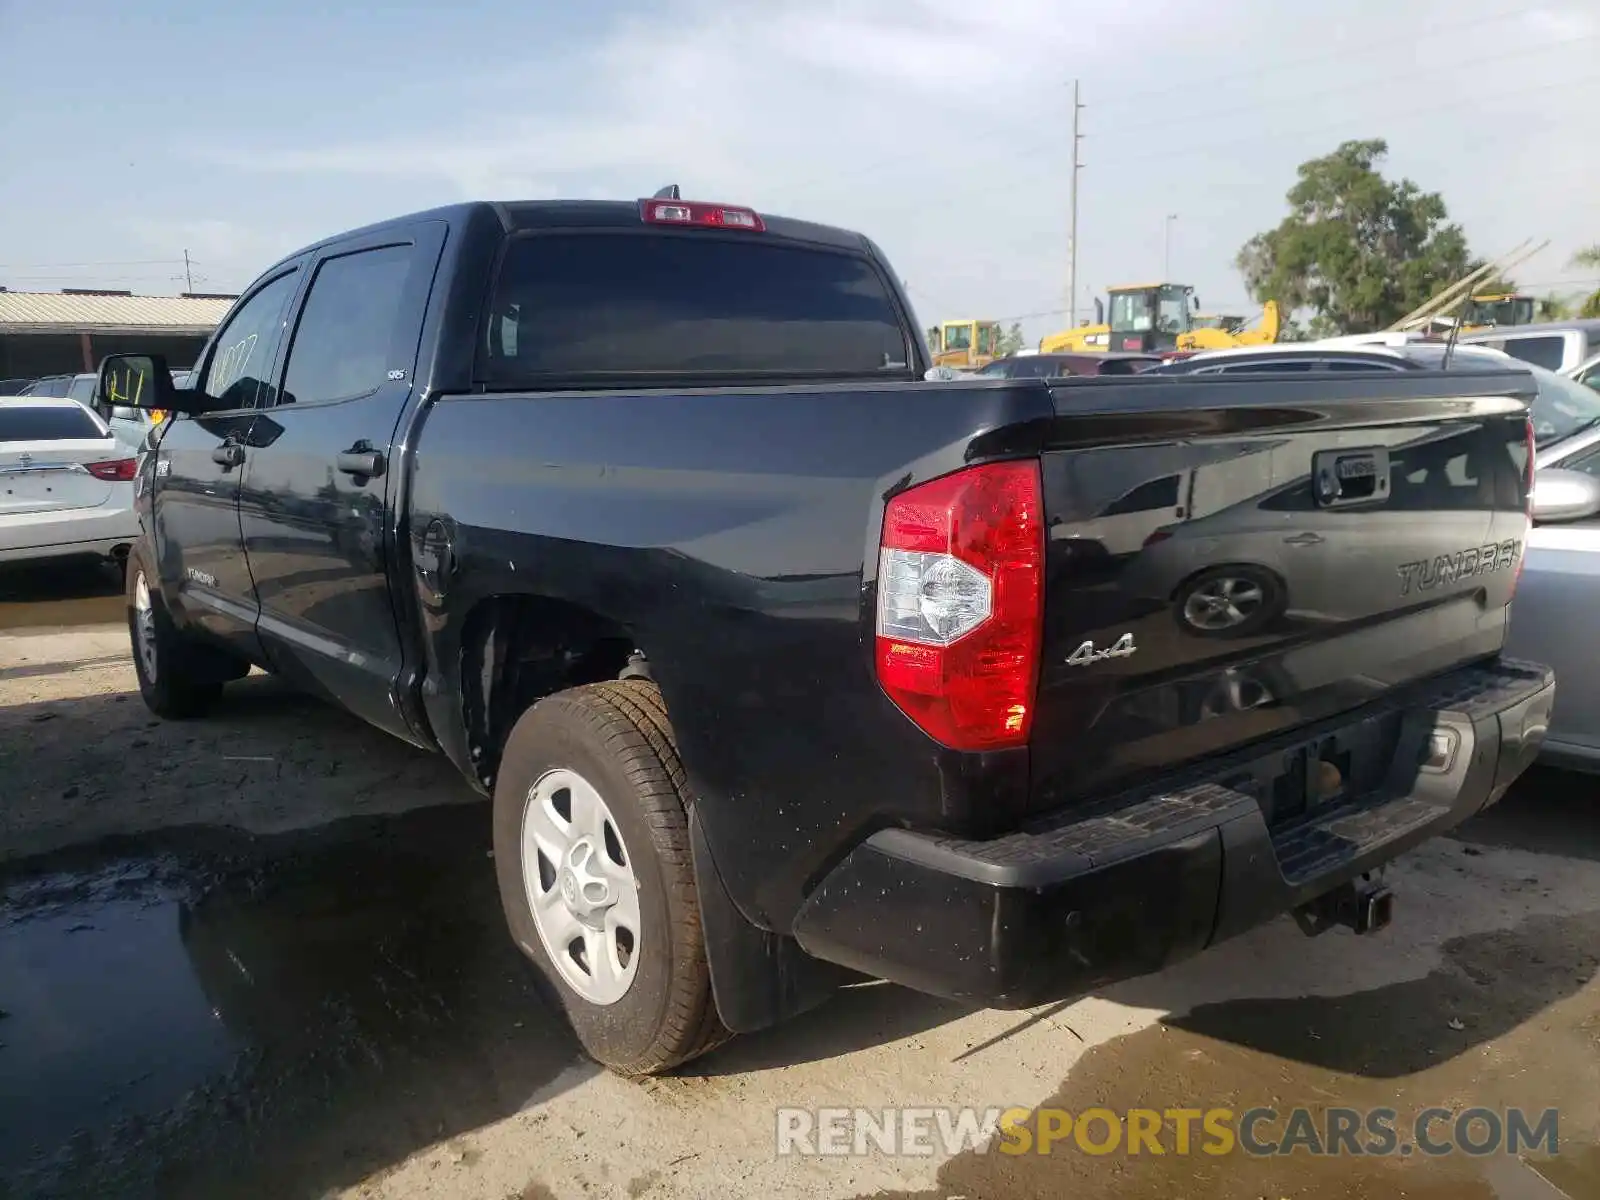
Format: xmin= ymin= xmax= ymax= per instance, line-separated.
xmin=0 ymin=378 xmax=34 ymax=397
xmin=1462 ymin=319 xmax=1600 ymax=374
xmin=98 ymin=195 xmax=1552 ymax=1077
xmin=1567 ymin=351 xmax=1600 ymax=393
xmin=1496 ymin=371 xmax=1600 ymax=771
xmin=0 ymin=397 xmax=139 ymax=567
xmin=974 ymin=351 xmax=1160 ymax=379
xmin=18 ymin=374 xmax=74 ymax=398
xmin=65 ymin=372 xmax=155 ymax=452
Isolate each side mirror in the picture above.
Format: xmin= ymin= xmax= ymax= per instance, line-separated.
xmin=1094 ymin=298 xmax=1105 ymax=325
xmin=96 ymin=353 xmax=186 ymax=415
xmin=1531 ymin=468 xmax=1600 ymax=524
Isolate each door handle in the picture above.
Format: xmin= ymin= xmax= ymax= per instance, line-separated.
xmin=1284 ymin=532 xmax=1324 ymax=546
xmin=212 ymin=444 xmax=245 ymax=468
xmin=336 ymin=449 xmax=385 ymax=478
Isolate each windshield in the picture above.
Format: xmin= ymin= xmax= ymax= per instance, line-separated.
xmin=943 ymin=323 xmax=972 ymax=351
xmin=1465 ymin=297 xmax=1535 ymax=327
xmin=1109 ymin=291 xmax=1152 ymax=333
xmin=1156 ymin=286 xmax=1190 ymax=335
xmin=1528 ymin=363 xmax=1600 ymax=444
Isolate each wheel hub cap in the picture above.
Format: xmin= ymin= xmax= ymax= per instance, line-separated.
xmin=520 ymin=767 xmax=641 ymax=1006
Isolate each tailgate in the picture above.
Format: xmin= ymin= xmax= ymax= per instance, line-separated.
xmin=1030 ymin=369 xmax=1534 ymax=810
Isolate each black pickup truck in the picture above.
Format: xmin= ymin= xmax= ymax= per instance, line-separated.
xmin=99 ymin=194 xmax=1554 ymax=1075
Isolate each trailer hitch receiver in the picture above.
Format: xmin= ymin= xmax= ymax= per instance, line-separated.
xmin=1293 ymin=877 xmax=1394 ymax=937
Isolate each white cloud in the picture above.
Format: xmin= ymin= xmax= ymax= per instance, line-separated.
xmin=170 ymin=0 xmax=1600 ymax=337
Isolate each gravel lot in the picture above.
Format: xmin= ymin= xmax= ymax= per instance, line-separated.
xmin=3 ymin=563 xmax=1599 ymax=1199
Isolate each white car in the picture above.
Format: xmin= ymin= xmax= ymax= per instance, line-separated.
xmin=0 ymin=397 xmax=140 ymax=568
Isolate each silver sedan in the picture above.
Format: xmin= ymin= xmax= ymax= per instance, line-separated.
xmin=1505 ymin=365 xmax=1600 ymax=771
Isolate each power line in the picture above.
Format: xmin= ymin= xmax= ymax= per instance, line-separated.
xmin=0 ymin=258 xmax=191 ymax=269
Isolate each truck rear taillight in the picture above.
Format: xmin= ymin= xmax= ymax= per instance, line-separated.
xmin=638 ymin=199 xmax=765 ymax=232
xmin=874 ymin=461 xmax=1044 ymax=751
xmin=86 ymin=458 xmax=136 ymax=481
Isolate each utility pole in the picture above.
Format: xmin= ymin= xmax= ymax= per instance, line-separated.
xmin=1067 ymin=80 xmax=1085 ymax=328
xmin=182 ymin=249 xmax=193 ymax=293
xmin=1163 ymin=214 xmax=1178 ymax=279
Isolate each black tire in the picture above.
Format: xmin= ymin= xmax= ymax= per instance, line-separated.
xmin=1172 ymin=563 xmax=1286 ymax=639
xmin=492 ymin=679 xmax=730 ymax=1075
xmin=125 ymin=538 xmax=231 ymax=718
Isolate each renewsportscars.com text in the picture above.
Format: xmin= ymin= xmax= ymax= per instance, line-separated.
xmin=775 ymin=1106 xmax=1560 ymax=1159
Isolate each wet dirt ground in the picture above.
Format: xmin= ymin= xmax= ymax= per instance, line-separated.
xmin=4 ymin=563 xmax=1600 ymax=1199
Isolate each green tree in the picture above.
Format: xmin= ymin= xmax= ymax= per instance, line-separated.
xmin=1536 ymin=292 xmax=1576 ymax=322
xmin=1236 ymin=139 xmax=1474 ymax=334
xmin=1573 ymin=245 xmax=1600 ymax=318
xmin=998 ymin=322 xmax=1025 ymax=357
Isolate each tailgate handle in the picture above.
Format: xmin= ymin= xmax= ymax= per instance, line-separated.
xmin=1313 ymin=447 xmax=1390 ymax=509
xmin=211 ymin=444 xmax=244 ymax=468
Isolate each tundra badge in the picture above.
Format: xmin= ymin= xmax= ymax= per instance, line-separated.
xmin=1067 ymin=633 xmax=1137 ymax=666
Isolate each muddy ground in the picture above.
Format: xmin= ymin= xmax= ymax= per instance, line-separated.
xmin=4 ymin=561 xmax=1600 ymax=1200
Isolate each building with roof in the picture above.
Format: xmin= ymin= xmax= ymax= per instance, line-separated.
xmin=0 ymin=289 xmax=235 ymax=382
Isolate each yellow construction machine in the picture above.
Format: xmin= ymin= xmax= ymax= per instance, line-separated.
xmin=1041 ymin=283 xmax=1280 ymax=354
xmin=928 ymin=319 xmax=1002 ymax=369
xmin=1461 ymin=292 xmax=1535 ymax=330
xmin=1388 ymin=240 xmax=1549 ymax=334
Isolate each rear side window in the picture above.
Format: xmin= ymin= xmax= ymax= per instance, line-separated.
xmin=0 ymin=406 xmax=104 ymax=442
xmin=1498 ymin=335 xmax=1566 ymax=371
xmin=67 ymin=376 xmax=97 ymax=403
xmin=481 ymin=233 xmax=913 ymax=386
xmin=281 ymin=244 xmax=415 ymax=405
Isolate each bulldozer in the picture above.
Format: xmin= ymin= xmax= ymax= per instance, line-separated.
xmin=928 ymin=319 xmax=1002 ymax=369
xmin=1040 ymin=283 xmax=1280 ymax=355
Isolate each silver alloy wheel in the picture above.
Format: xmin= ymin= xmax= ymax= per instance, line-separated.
xmin=133 ymin=571 xmax=158 ymax=683
xmin=1183 ymin=575 xmax=1265 ymax=631
xmin=521 ymin=767 xmax=641 ymax=1005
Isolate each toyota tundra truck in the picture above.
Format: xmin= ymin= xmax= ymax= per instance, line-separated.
xmin=98 ymin=192 xmax=1553 ymax=1075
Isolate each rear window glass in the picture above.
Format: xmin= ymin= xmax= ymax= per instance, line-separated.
xmin=1497 ymin=335 xmax=1566 ymax=371
xmin=481 ymin=233 xmax=913 ymax=386
xmin=0 ymin=406 xmax=104 ymax=442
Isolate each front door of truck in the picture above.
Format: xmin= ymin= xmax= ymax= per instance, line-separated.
xmin=236 ymin=223 xmax=443 ymax=743
xmin=149 ymin=266 xmax=302 ymax=658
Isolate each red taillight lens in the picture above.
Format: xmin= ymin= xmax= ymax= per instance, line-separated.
xmin=638 ymin=198 xmax=765 ymax=232
xmin=86 ymin=458 xmax=136 ymax=481
xmin=874 ymin=461 xmax=1044 ymax=751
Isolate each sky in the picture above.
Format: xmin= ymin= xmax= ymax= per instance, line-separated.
xmin=1 ymin=0 xmax=1597 ymax=345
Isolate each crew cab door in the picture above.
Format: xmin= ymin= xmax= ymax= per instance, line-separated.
xmin=235 ymin=223 xmax=444 ymax=743
xmin=149 ymin=265 xmax=303 ymax=656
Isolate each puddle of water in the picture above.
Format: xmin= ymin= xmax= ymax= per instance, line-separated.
xmin=0 ymin=561 xmax=124 ymax=633
xmin=0 ymin=806 xmax=583 ymax=1200
xmin=0 ymin=863 xmax=239 ymax=1179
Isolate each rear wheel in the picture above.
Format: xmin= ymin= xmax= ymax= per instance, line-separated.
xmin=492 ymin=679 xmax=729 ymax=1075
xmin=126 ymin=539 xmax=234 ymax=718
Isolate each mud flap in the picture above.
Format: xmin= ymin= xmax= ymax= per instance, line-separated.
xmin=688 ymin=806 xmax=860 ymax=1033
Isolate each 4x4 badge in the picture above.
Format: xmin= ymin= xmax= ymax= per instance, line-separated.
xmin=1067 ymin=633 xmax=1137 ymax=666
